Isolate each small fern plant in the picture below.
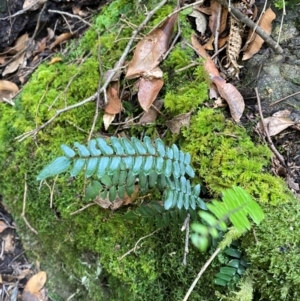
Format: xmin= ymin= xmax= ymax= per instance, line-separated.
xmin=37 ymin=136 xmax=206 ymax=211
xmin=37 ymin=136 xmax=264 ymax=252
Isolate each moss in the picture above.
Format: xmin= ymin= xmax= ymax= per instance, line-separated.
xmin=242 ymin=199 xmax=300 ymax=300
xmin=0 ymin=0 xmax=297 ymax=300
xmin=181 ymin=108 xmax=289 ymax=204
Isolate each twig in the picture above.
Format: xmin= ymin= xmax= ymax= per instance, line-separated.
xmin=48 ymin=9 xmax=93 ymax=27
xmin=213 ymin=3 xmax=222 ymax=62
xmin=0 ymin=0 xmax=41 ymax=20
xmin=118 ymin=230 xmax=159 ymax=260
xmin=269 ymin=90 xmax=300 ymax=107
xmin=16 ymin=0 xmax=168 ymax=142
xmin=88 ymin=38 xmax=104 ymax=141
xmin=22 ymin=174 xmax=38 ymax=235
xmin=183 ymin=247 xmax=221 ymax=301
xmin=255 ymin=87 xmax=286 ymax=167
xmin=181 ymin=214 xmax=190 ymax=266
xmin=276 ymin=0 xmax=285 ymax=46
xmin=216 ymin=0 xmax=283 ymax=54
xmin=70 ymin=203 xmax=97 ymax=215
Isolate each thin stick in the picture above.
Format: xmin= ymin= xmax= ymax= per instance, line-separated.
xmin=16 ymin=0 xmax=168 ymax=142
xmin=181 ymin=214 xmax=190 ymax=266
xmin=269 ymin=90 xmax=300 ymax=107
xmin=217 ymin=0 xmax=283 ymax=54
xmin=70 ymin=203 xmax=97 ymax=215
xmin=255 ymin=87 xmax=286 ymax=167
xmin=48 ymin=9 xmax=93 ymax=27
xmin=0 ymin=0 xmax=41 ymax=20
xmin=22 ymin=174 xmax=38 ymax=235
xmin=118 ymin=230 xmax=159 ymax=260
xmin=183 ymin=247 xmax=221 ymax=301
xmin=276 ymin=0 xmax=285 ymax=46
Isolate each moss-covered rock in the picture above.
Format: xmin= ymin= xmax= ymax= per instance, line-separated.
xmin=0 ymin=0 xmax=300 ymax=300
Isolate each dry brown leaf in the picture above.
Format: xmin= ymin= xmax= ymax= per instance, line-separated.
xmin=209 ymin=83 xmax=219 ymax=99
xmin=2 ymin=233 xmax=15 ymax=253
xmin=72 ymin=5 xmax=88 ymax=17
xmin=125 ymin=13 xmax=178 ymax=79
xmin=191 ymin=34 xmax=244 ymax=122
xmin=7 ymin=33 xmax=29 ymax=54
xmin=94 ymin=197 xmax=112 ymax=209
xmin=34 ymin=37 xmax=47 ymax=55
xmin=47 ymin=28 xmax=55 ymax=40
xmin=138 ymin=75 xmax=164 ymax=112
xmin=0 ymin=80 xmax=19 ymax=102
xmin=48 ymin=57 xmax=62 ymax=65
xmin=272 ymin=109 xmax=291 ymax=118
xmin=196 ymin=6 xmax=211 ymax=15
xmin=189 ymin=10 xmax=207 ymax=35
xmin=0 ymin=221 xmax=9 ymax=233
xmin=219 ymin=7 xmax=228 ymax=35
xmin=0 ymin=56 xmax=5 ymax=65
xmin=103 ymin=113 xmax=116 ymax=131
xmin=213 ymin=76 xmax=245 ymax=122
xmin=105 ymin=82 xmax=122 ymax=115
xmin=218 ymin=35 xmax=228 ymax=48
xmin=2 ymin=52 xmax=26 ymax=76
xmin=204 ymin=35 xmax=214 ymax=50
xmin=257 ymin=116 xmax=295 ymax=136
xmin=209 ymin=0 xmax=222 ymax=36
xmin=24 ymin=271 xmax=47 ymax=294
xmin=139 ymin=98 xmax=164 ymax=124
xmin=242 ymin=8 xmax=276 ymax=60
xmin=49 ymin=33 xmax=73 ymax=50
xmin=23 ymin=0 xmax=46 ymax=10
xmin=166 ymin=112 xmax=192 ymax=134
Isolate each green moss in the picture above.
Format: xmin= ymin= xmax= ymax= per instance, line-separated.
xmin=243 ymin=199 xmax=300 ymax=300
xmin=181 ymin=108 xmax=290 ymax=204
xmin=0 ymin=0 xmax=296 ymax=300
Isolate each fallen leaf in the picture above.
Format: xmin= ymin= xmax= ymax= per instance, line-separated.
xmin=34 ymin=37 xmax=47 ymax=55
xmin=125 ymin=13 xmax=178 ymax=79
xmin=103 ymin=113 xmax=116 ymax=131
xmin=204 ymin=35 xmax=214 ymax=50
xmin=72 ymin=5 xmax=88 ymax=17
xmin=47 ymin=28 xmax=55 ymax=40
xmin=0 ymin=80 xmax=19 ymax=102
xmin=209 ymin=0 xmax=222 ymax=36
xmin=23 ymin=0 xmax=46 ymax=10
xmin=139 ymin=98 xmax=164 ymax=124
xmin=189 ymin=10 xmax=207 ymax=35
xmin=24 ymin=271 xmax=47 ymax=294
xmin=138 ymin=75 xmax=164 ymax=112
xmin=105 ymin=81 xmax=122 ymax=115
xmin=48 ymin=57 xmax=62 ymax=65
xmin=0 ymin=56 xmax=5 ymax=64
xmin=257 ymin=116 xmax=295 ymax=136
xmin=166 ymin=112 xmax=192 ymax=134
xmin=2 ymin=52 xmax=26 ymax=76
xmin=242 ymin=8 xmax=276 ymax=60
xmin=196 ymin=6 xmax=211 ymax=15
xmin=272 ymin=109 xmax=291 ymax=118
xmin=0 ymin=221 xmax=9 ymax=233
xmin=209 ymin=83 xmax=219 ymax=99
xmin=49 ymin=33 xmax=73 ymax=50
xmin=7 ymin=33 xmax=29 ymax=54
xmin=2 ymin=233 xmax=15 ymax=253
xmin=191 ymin=34 xmax=244 ymax=122
xmin=94 ymin=197 xmax=112 ymax=209
xmin=213 ymin=76 xmax=245 ymax=122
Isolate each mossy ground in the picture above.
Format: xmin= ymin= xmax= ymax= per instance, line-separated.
xmin=0 ymin=0 xmax=299 ymax=300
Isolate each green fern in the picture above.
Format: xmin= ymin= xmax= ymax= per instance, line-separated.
xmin=123 ymin=201 xmax=201 ymax=228
xmin=191 ymin=186 xmax=264 ymax=251
xmin=37 ymin=136 xmax=205 ymax=210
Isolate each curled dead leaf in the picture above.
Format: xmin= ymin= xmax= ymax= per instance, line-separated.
xmin=166 ymin=112 xmax=192 ymax=134
xmin=191 ymin=34 xmax=244 ymax=122
xmin=257 ymin=116 xmax=295 ymax=136
xmin=24 ymin=271 xmax=47 ymax=294
xmin=125 ymin=13 xmax=178 ymax=79
xmin=242 ymin=8 xmax=276 ymax=60
xmin=49 ymin=33 xmax=73 ymax=50
xmin=139 ymin=98 xmax=164 ymax=124
xmin=105 ymin=82 xmax=122 ymax=115
xmin=103 ymin=113 xmax=116 ymax=131
xmin=138 ymin=76 xmax=164 ymax=112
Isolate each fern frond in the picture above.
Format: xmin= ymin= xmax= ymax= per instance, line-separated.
xmin=191 ymin=186 xmax=264 ymax=251
xmin=37 ymin=136 xmax=194 ymax=180
xmin=123 ymin=201 xmax=199 ymax=228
